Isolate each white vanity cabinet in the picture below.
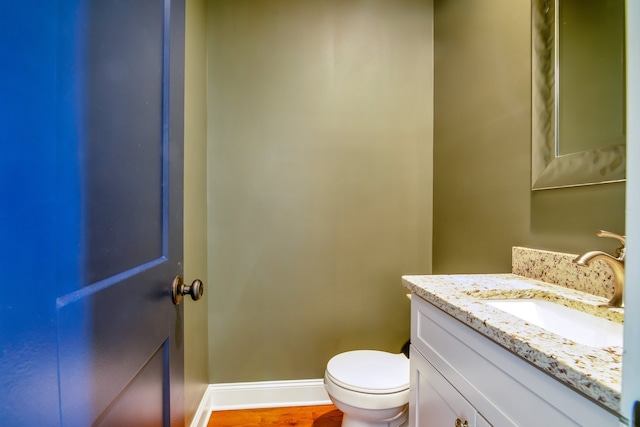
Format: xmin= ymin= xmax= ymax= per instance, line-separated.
xmin=409 ymin=295 xmax=620 ymax=427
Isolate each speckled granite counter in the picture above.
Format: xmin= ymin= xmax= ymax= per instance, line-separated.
xmin=403 ymin=247 xmax=623 ymax=414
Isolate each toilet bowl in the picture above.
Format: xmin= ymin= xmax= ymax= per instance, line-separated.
xmin=324 ymin=350 xmax=410 ymax=427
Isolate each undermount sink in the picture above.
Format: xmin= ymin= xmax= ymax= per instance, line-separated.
xmin=484 ymin=298 xmax=623 ymax=348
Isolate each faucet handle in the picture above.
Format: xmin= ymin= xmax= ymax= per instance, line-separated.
xmin=596 ymin=230 xmax=626 ymax=260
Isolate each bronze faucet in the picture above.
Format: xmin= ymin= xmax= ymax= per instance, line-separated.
xmin=573 ymin=230 xmax=626 ymax=308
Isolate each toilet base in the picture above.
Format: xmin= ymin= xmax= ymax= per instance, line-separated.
xmin=341 ymin=411 xmax=408 ymax=427
xmin=332 ymin=399 xmax=408 ymax=427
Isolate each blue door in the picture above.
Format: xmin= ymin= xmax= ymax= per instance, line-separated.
xmin=0 ymin=1 xmax=186 ymax=425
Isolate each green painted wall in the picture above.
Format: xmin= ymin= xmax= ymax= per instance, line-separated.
xmin=432 ymin=0 xmax=626 ymax=275
xmin=206 ymin=0 xmax=434 ymax=383
xmin=184 ymin=0 xmax=209 ymax=422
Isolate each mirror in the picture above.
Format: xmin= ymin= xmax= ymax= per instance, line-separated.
xmin=532 ymin=0 xmax=626 ymax=190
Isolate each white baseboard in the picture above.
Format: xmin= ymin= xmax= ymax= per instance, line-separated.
xmin=190 ymin=379 xmax=331 ymax=427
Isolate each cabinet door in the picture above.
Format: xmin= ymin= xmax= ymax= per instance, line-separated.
xmin=410 ymin=345 xmax=489 ymax=427
xmin=476 ymin=414 xmax=492 ymax=427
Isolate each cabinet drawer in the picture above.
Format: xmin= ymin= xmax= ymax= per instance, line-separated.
xmin=411 ymin=295 xmax=618 ymax=427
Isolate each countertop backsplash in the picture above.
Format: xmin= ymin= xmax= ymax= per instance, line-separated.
xmin=511 ymin=246 xmax=615 ymax=300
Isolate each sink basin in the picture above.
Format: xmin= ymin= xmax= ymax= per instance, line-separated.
xmin=485 ymin=298 xmax=623 ymax=348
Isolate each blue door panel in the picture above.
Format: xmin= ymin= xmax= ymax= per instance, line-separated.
xmin=84 ymin=0 xmax=165 ymax=285
xmin=93 ymin=342 xmax=168 ymax=427
xmin=57 ymin=271 xmax=173 ymax=425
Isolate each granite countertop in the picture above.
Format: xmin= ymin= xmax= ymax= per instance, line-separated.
xmin=402 ymin=272 xmax=622 ymax=414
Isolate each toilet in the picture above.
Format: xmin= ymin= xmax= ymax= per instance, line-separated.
xmin=324 ymin=350 xmax=410 ymax=427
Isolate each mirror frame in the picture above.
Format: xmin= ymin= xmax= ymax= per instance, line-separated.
xmin=531 ymin=0 xmax=626 ymax=190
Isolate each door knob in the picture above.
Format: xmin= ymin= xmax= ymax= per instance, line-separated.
xmin=172 ymin=276 xmax=204 ymax=305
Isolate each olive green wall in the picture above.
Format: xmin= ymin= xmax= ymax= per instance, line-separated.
xmin=206 ymin=0 xmax=433 ymax=383
xmin=184 ymin=0 xmax=209 ymax=422
xmin=432 ymin=0 xmax=626 ymax=275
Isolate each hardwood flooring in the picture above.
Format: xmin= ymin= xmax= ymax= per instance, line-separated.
xmin=208 ymin=404 xmax=343 ymax=427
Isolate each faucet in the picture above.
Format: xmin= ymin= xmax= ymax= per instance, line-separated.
xmin=573 ymin=230 xmax=626 ymax=308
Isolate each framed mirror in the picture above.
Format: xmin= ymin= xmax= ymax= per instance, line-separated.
xmin=532 ymin=0 xmax=626 ymax=190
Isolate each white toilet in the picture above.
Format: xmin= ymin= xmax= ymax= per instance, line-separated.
xmin=324 ymin=350 xmax=410 ymax=427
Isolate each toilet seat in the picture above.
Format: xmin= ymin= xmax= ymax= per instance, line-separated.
xmin=326 ymin=350 xmax=409 ymax=394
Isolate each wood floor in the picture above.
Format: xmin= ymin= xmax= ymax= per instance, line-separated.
xmin=208 ymin=404 xmax=343 ymax=427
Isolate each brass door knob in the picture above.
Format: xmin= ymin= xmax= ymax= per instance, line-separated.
xmin=172 ymin=276 xmax=204 ymax=305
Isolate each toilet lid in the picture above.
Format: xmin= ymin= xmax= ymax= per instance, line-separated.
xmin=326 ymin=350 xmax=409 ymax=394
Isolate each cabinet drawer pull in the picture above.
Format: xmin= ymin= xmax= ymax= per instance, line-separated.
xmin=455 ymin=419 xmax=469 ymax=427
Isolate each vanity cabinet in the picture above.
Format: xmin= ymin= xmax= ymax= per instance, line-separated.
xmin=409 ymin=295 xmax=620 ymax=427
